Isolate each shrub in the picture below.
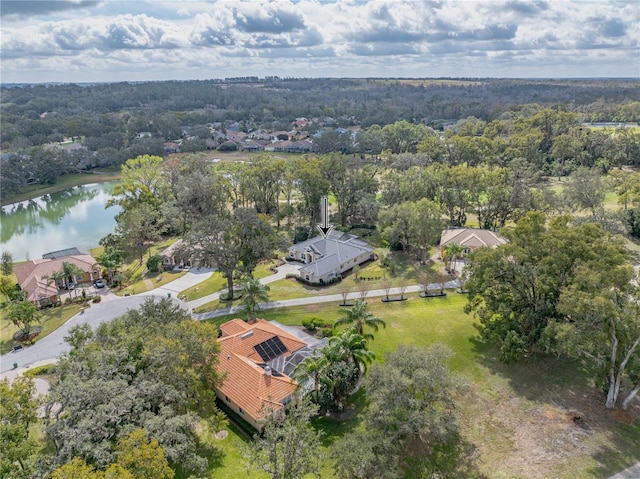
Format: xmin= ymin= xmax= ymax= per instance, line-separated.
xmin=318 ymin=327 xmax=333 ymax=338
xmin=92 ymin=295 xmax=101 ymax=303
xmin=146 ymin=255 xmax=163 ymax=273
xmin=24 ymin=363 xmax=54 ymax=377
xmin=302 ymin=317 xmax=326 ymax=332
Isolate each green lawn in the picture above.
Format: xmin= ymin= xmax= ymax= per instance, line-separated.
xmin=203 ymin=294 xmax=640 ymax=479
xmin=0 ymin=303 xmax=82 ymax=354
xmin=194 ymin=250 xmax=443 ymax=312
xmin=114 ymin=238 xmax=188 ymax=296
xmin=181 ymin=260 xmax=279 ymax=301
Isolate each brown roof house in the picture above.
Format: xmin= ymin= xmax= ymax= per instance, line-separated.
xmin=14 ymin=249 xmax=101 ymax=307
xmin=439 ymin=227 xmax=508 ymax=255
xmin=216 ymin=319 xmax=325 ymax=430
xmin=159 ymin=239 xmax=191 ymax=270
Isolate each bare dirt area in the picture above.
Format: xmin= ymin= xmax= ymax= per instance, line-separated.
xmin=462 ymin=358 xmax=640 ymax=479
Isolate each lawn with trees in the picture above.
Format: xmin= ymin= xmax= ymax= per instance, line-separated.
xmin=3 ymin=78 xmax=640 ymax=478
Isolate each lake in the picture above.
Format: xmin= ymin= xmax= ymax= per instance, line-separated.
xmin=1 ymin=181 xmax=121 ymax=262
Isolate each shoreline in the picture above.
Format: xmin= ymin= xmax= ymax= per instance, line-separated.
xmin=1 ymin=170 xmax=121 ymax=207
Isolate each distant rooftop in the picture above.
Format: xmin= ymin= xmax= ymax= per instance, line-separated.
xmin=42 ymin=247 xmax=89 ymax=260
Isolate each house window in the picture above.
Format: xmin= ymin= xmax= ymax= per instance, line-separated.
xmin=239 ymin=407 xmax=245 ymax=415
xmin=75 ymin=275 xmax=83 ymax=282
xmin=225 ymin=396 xmax=231 ymax=403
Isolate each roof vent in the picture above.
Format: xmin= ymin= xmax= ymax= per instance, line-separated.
xmin=264 ymin=366 xmax=272 ymax=376
xmin=240 ymin=331 xmax=254 ymax=339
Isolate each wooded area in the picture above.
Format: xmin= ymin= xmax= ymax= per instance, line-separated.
xmin=1 ymin=78 xmax=639 ymax=199
xmin=2 ymin=77 xmax=640 ymax=479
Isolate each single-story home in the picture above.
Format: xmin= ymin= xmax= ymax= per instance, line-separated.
xmin=288 ymin=230 xmax=375 ymax=285
xmin=240 ymin=140 xmax=264 ymax=152
xmin=159 ymin=239 xmax=191 ymax=270
xmin=14 ymin=249 xmax=101 ymax=307
xmin=439 ymin=227 xmax=508 ymax=255
xmin=264 ymin=140 xmax=292 ymax=152
xmin=215 ymin=319 xmax=309 ymax=431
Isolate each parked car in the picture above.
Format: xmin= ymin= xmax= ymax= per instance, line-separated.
xmin=94 ymin=279 xmax=106 ymax=288
xmin=65 ymin=282 xmax=75 ymax=290
xmin=11 ymin=344 xmax=24 ymax=352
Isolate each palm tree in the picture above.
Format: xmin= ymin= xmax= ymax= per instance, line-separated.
xmin=293 ymin=354 xmax=329 ymax=402
xmin=443 ymin=243 xmax=464 ymax=273
xmin=43 ymin=270 xmax=66 ymax=303
xmin=328 ymin=330 xmax=375 ymax=374
xmin=97 ymin=246 xmax=124 ymax=284
xmin=334 ymin=299 xmax=385 ymax=340
xmin=61 ymin=261 xmax=84 ymax=288
xmin=241 ymin=278 xmax=270 ymax=322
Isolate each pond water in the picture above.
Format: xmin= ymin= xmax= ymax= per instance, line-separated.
xmin=1 ymin=181 xmax=121 ymax=262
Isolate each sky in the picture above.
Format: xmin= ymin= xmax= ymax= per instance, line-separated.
xmin=0 ymin=0 xmax=638 ymax=84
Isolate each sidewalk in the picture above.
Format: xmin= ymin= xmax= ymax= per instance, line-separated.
xmin=606 ymin=463 xmax=640 ymax=479
xmin=192 ymin=279 xmax=461 ymax=321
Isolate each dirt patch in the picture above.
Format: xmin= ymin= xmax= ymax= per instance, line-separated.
xmin=466 ymin=390 xmax=592 ymax=478
xmin=463 ymin=377 xmax=640 ymax=479
xmin=215 ymin=430 xmax=229 ymax=440
xmin=390 ymin=322 xmax=404 ymax=330
xmin=613 ymin=409 xmax=637 ymax=425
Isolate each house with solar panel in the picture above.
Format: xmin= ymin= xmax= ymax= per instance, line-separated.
xmin=215 ymin=318 xmax=327 ymax=430
xmin=287 ymin=230 xmax=375 ymax=285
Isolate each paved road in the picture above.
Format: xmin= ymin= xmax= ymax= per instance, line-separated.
xmin=0 ymin=296 xmax=186 ymax=373
xmin=193 ymin=279 xmax=461 ymax=321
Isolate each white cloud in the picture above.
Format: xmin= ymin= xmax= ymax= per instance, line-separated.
xmin=0 ymin=0 xmax=637 ymax=83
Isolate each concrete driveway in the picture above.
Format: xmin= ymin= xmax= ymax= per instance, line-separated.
xmin=140 ymin=267 xmax=216 ymax=298
xmin=0 ymin=296 xmax=186 ymax=373
xmin=0 ymin=359 xmax=53 ymax=397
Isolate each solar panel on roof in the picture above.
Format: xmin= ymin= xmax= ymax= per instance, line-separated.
xmin=254 ymin=336 xmax=288 ymax=362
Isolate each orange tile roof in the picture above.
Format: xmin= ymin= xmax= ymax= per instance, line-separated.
xmin=216 ymin=319 xmax=307 ymax=423
xmin=13 ymin=255 xmax=99 ymax=302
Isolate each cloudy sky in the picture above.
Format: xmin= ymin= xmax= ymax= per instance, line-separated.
xmin=1 ymin=0 xmax=638 ymax=83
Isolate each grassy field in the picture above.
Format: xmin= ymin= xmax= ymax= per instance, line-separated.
xmin=0 ymin=303 xmax=82 ymax=355
xmin=200 ymin=295 xmax=640 ymax=479
xmin=0 ymin=170 xmax=121 ymax=206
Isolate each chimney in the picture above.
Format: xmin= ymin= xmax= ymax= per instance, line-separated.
xmin=264 ymin=366 xmax=272 ymax=376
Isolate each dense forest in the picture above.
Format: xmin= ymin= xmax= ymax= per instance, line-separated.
xmin=1 ymin=78 xmax=639 ymax=200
